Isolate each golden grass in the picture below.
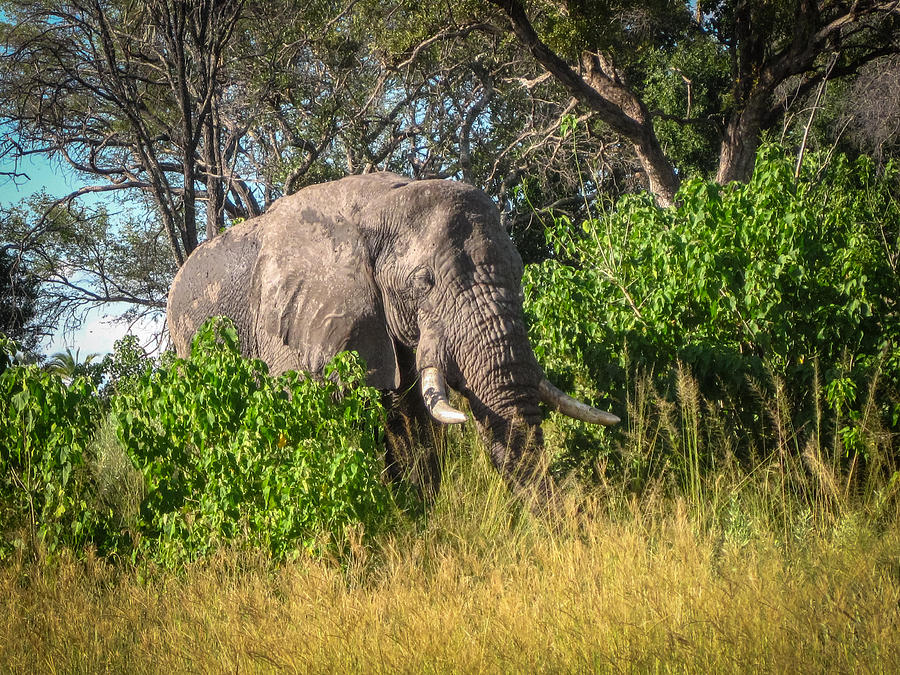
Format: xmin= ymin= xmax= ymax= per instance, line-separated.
xmin=2 ymin=456 xmax=898 ymax=674
xmin=3 ymin=365 xmax=898 ymax=673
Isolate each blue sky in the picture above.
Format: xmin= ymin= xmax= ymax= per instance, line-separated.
xmin=0 ymin=152 xmax=74 ymax=199
xmin=1 ymin=153 xmax=163 ymax=356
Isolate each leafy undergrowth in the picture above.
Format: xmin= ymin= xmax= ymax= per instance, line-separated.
xmin=111 ymin=318 xmax=394 ymax=564
xmin=1 ymin=448 xmax=898 ymax=673
xmin=2 ymin=319 xmax=396 ymax=565
xmin=525 ymin=147 xmax=900 ymax=483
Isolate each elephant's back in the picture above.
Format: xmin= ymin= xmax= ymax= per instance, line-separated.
xmin=167 ymin=220 xmax=263 ymax=357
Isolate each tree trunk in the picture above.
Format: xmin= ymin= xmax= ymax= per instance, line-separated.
xmin=204 ymin=106 xmax=226 ymax=241
xmin=716 ymin=93 xmax=768 ymax=184
xmin=634 ymin=133 xmax=679 ymax=207
xmin=716 ymin=115 xmax=760 ymax=184
xmin=489 ymin=0 xmax=680 ymax=207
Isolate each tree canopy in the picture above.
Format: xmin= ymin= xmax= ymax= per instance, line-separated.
xmin=0 ymin=0 xmax=897 ymax=337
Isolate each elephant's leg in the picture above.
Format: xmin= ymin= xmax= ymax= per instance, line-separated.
xmin=382 ymin=345 xmax=445 ymax=500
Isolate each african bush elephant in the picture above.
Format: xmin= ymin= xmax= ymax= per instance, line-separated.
xmin=167 ymin=172 xmax=618 ymax=505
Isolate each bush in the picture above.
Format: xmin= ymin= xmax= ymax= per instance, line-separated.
xmin=525 ymin=146 xmax=900 ymax=476
xmin=112 ymin=318 xmax=394 ymax=565
xmin=98 ymin=334 xmax=154 ymax=398
xmin=1 ymin=321 xmax=397 ymax=565
xmin=0 ymin=336 xmax=111 ymax=558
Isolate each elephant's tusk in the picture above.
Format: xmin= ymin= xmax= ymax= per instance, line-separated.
xmin=420 ymin=367 xmax=468 ymax=425
xmin=538 ymin=378 xmax=620 ymax=426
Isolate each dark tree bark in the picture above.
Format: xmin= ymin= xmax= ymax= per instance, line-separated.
xmin=716 ymin=0 xmax=900 ymax=183
xmin=488 ymin=0 xmax=680 ymax=206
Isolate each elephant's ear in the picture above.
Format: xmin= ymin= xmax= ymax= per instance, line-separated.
xmin=251 ymin=213 xmax=400 ymax=389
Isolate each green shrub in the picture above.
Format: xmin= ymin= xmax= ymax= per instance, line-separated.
xmin=0 ymin=334 xmax=15 ymax=373
xmin=98 ymin=334 xmax=154 ymax=398
xmin=525 ymin=146 xmax=899 ymax=476
xmin=112 ymin=318 xmax=394 ymax=565
xmin=0 ymin=336 xmax=111 ymax=558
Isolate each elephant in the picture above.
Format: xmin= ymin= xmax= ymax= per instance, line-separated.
xmin=166 ymin=172 xmax=619 ymax=507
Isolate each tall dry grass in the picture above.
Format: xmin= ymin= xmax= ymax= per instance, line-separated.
xmin=3 ymin=457 xmax=898 ymax=672
xmin=1 ymin=366 xmax=898 ymax=672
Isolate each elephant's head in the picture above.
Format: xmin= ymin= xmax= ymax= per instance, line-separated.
xmin=246 ymin=172 xmax=619 ymax=502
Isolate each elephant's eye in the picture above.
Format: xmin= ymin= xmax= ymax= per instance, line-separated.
xmin=409 ymin=266 xmax=435 ymax=296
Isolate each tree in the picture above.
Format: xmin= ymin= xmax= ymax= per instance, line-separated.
xmin=0 ymin=196 xmax=173 ymax=340
xmin=345 ymin=0 xmax=657 ymax=258
xmin=484 ymin=0 xmax=687 ymax=205
xmin=4 ymin=0 xmax=895 ymax=347
xmin=0 ymin=0 xmax=305 ymax=334
xmin=841 ymin=53 xmax=900 ymax=168
xmin=0 ymin=227 xmax=41 ymax=350
xmin=0 ymin=0 xmax=454 ymax=252
xmin=3 ymin=0 xmax=636 ymax=283
xmin=709 ymin=0 xmax=900 ymax=183
xmin=480 ymin=0 xmax=899 ymax=200
xmin=0 ymin=0 xmax=248 ymax=266
xmin=44 ymin=347 xmax=100 ymax=382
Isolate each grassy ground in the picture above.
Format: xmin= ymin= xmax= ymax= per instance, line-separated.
xmin=2 ymin=366 xmax=899 ymax=672
xmin=2 ymin=445 xmax=898 ymax=673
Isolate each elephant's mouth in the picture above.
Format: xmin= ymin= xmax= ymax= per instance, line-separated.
xmin=418 ymin=365 xmax=619 ymax=427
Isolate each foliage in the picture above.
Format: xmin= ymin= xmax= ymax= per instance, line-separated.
xmin=840 ymin=54 xmax=900 ymax=170
xmin=97 ymin=334 xmax=153 ymax=398
xmin=1 ymin=319 xmax=395 ymax=565
xmin=0 ymin=206 xmax=43 ymax=351
xmin=525 ymin=145 xmax=900 ymax=474
xmin=637 ymin=33 xmax=730 ymax=177
xmin=0 ymin=195 xmax=173 ymax=339
xmin=0 ymin=336 xmax=110 ymax=558
xmin=3 ymin=134 xmax=900 ymax=573
xmin=44 ymin=348 xmax=102 ymax=386
xmin=0 ymin=334 xmax=16 ymax=373
xmin=112 ymin=318 xmax=394 ymax=565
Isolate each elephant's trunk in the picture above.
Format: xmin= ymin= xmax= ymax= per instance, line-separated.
xmin=418 ymin=356 xmax=550 ymax=499
xmin=440 ymin=313 xmax=553 ymax=500
xmin=466 ymin=376 xmax=556 ymax=505
xmin=416 ymin=280 xmax=617 ymax=505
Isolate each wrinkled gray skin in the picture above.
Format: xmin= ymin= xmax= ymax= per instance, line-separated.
xmin=167 ymin=173 xmax=566 ymax=504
